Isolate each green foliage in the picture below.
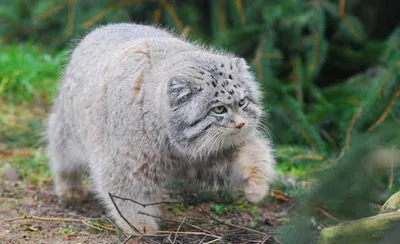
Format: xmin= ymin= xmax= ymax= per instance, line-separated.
xmin=211 ymin=204 xmax=234 ymax=216
xmin=58 ymin=226 xmax=77 ymax=235
xmin=0 ymin=148 xmax=50 ymax=185
xmin=280 ymin=123 xmax=400 ymax=244
xmin=0 ymin=44 xmax=65 ymax=104
xmin=1 ymin=0 xmax=398 ymax=149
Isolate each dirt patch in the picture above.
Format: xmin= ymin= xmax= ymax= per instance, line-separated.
xmin=0 ymin=179 xmax=124 ymax=244
xmin=0 ymin=174 xmax=291 ymax=243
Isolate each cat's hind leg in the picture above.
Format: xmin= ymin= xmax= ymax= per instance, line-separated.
xmin=46 ymin=113 xmax=88 ymax=204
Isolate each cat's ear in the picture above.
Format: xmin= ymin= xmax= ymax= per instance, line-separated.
xmin=234 ymin=57 xmax=250 ymax=72
xmin=167 ymin=77 xmax=197 ymax=108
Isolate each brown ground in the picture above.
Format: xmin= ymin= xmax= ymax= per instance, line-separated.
xmin=0 ymin=172 xmax=292 ymax=244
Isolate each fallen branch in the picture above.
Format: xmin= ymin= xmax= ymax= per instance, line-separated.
xmin=83 ymin=220 xmax=116 ymax=232
xmin=2 ymin=215 xmax=88 ymax=223
xmin=320 ymin=211 xmax=400 ymax=244
xmin=196 ymin=205 xmax=274 ymax=238
xmin=109 ymin=193 xmax=181 ymax=208
xmin=137 ymin=211 xmax=214 ymax=235
xmin=2 ymin=215 xmax=118 ymax=233
xmin=156 ymin=230 xmax=222 ymax=241
xmin=316 ymin=206 xmax=341 ymax=222
xmin=172 ymin=217 xmax=186 ymax=243
xmin=112 ymin=193 xmax=283 ymax=243
xmin=108 ymin=193 xmax=142 ymax=235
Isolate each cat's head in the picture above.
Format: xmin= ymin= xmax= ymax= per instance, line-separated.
xmin=163 ymin=52 xmax=265 ymax=159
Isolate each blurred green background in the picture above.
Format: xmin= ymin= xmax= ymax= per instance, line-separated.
xmin=1 ymin=0 xmax=399 ymax=173
xmin=0 ymin=0 xmax=399 ymax=242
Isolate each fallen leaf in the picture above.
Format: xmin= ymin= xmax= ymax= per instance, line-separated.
xmin=63 ymin=235 xmax=73 ymax=241
xmin=27 ymin=226 xmax=39 ymax=232
xmin=270 ymin=189 xmax=293 ymax=202
xmin=0 ymin=149 xmax=34 ymax=158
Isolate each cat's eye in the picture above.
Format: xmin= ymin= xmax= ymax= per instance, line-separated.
xmin=239 ymin=98 xmax=248 ymax=107
xmin=212 ymin=105 xmax=227 ymax=114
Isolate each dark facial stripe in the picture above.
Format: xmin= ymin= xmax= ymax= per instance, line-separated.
xmin=189 ymin=113 xmax=209 ymax=127
xmin=243 ymin=106 xmax=259 ymax=119
xmin=201 ymin=123 xmax=212 ymax=132
xmin=212 ymin=115 xmax=224 ymax=122
xmin=187 ymin=121 xmax=213 ymax=139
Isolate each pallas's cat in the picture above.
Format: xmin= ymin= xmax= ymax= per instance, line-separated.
xmin=46 ymin=23 xmax=276 ymax=233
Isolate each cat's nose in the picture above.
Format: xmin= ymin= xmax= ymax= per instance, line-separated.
xmin=235 ymin=122 xmax=245 ymax=129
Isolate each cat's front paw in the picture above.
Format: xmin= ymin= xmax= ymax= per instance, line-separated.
xmin=243 ymin=178 xmax=269 ymax=203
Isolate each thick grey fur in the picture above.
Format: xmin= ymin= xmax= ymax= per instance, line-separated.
xmin=46 ymin=23 xmax=276 ymax=234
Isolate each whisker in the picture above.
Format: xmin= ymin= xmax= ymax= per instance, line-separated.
xmin=193 ymin=128 xmax=219 ymax=159
xmin=206 ymin=130 xmax=222 ymax=158
xmin=256 ymin=121 xmax=272 ymax=139
xmin=205 ymin=129 xmax=222 ymax=158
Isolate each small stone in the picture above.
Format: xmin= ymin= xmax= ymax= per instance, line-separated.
xmin=3 ymin=168 xmax=19 ymax=181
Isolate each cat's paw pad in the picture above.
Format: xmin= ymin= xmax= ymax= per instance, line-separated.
xmin=59 ymin=188 xmax=87 ymax=205
xmin=244 ymin=179 xmax=269 ymax=203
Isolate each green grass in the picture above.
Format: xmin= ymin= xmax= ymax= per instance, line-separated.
xmin=0 ymin=44 xmax=65 ymax=104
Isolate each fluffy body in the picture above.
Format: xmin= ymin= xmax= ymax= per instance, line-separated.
xmin=46 ymin=23 xmax=276 ymax=234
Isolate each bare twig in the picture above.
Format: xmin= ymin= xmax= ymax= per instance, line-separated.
xmin=203 ymin=237 xmax=223 ymax=244
xmin=172 ymin=217 xmax=186 ymax=243
xmin=102 ymin=214 xmax=122 ymax=235
xmin=235 ymin=0 xmax=246 ymax=24
xmin=137 ymin=211 xmax=214 ymax=235
xmin=196 ymin=205 xmax=271 ymax=237
xmin=3 ymin=215 xmax=88 ymax=223
xmin=258 ymin=235 xmax=272 ymax=244
xmin=159 ymin=0 xmax=184 ymax=33
xmin=253 ymin=39 xmax=265 ymax=81
xmin=109 ymin=193 xmax=181 ymax=208
xmin=389 ymin=149 xmax=395 ymax=189
xmin=3 ymin=215 xmax=117 ymax=232
xmin=339 ymin=0 xmax=346 ymax=18
xmin=82 ymin=220 xmax=104 ymax=231
xmin=345 ymin=106 xmax=365 ymax=149
xmin=111 ymin=194 xmax=283 ymax=243
xmin=108 ymin=193 xmax=142 ymax=235
xmin=84 ymin=220 xmax=117 ymax=232
xmin=315 ymin=206 xmax=341 ymax=222
xmin=368 ymin=90 xmax=400 ymax=132
xmin=157 ymin=230 xmax=222 ymax=241
xmin=121 ymin=235 xmax=133 ymax=244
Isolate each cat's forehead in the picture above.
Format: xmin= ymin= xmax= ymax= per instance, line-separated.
xmin=188 ymin=59 xmax=248 ymax=102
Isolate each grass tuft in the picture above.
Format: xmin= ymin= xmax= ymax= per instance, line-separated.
xmin=0 ymin=44 xmax=65 ymax=104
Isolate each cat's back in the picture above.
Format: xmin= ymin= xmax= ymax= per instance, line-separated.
xmin=76 ymin=23 xmax=174 ymax=52
xmin=66 ymin=23 xmax=174 ymax=71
